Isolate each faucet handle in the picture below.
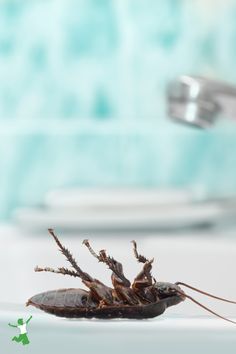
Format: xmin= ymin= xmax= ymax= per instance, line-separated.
xmin=167 ymin=75 xmax=236 ymax=128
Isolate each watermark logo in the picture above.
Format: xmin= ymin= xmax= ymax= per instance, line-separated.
xmin=8 ymin=316 xmax=32 ymax=346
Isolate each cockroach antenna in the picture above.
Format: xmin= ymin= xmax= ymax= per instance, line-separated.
xmin=175 ymin=282 xmax=236 ymax=324
xmin=175 ymin=282 xmax=236 ymax=304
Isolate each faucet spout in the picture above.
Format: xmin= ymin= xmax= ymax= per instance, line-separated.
xmin=167 ymin=76 xmax=236 ymax=128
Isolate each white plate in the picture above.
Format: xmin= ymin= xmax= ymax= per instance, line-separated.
xmin=14 ymin=202 xmax=225 ymax=232
xmin=45 ymin=188 xmax=191 ymax=209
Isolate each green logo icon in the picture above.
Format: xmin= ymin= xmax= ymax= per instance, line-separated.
xmin=8 ymin=316 xmax=32 ymax=345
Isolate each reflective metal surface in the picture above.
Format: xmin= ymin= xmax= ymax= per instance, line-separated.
xmin=167 ymin=76 xmax=236 ymax=128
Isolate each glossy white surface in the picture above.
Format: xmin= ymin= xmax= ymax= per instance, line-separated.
xmin=1 ymin=303 xmax=236 ymax=354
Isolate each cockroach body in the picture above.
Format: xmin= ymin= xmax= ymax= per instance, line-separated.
xmin=27 ymin=286 xmax=183 ymax=319
xmin=27 ymin=230 xmax=236 ymax=323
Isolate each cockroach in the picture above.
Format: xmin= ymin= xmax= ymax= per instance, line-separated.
xmin=27 ymin=229 xmax=236 ymax=323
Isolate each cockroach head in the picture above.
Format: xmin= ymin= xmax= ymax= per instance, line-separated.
xmin=154 ymin=282 xmax=186 ymax=300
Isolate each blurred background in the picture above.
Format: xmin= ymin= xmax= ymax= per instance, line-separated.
xmin=1 ymin=0 xmax=236 ymax=220
xmin=1 ymin=0 xmax=236 ymax=352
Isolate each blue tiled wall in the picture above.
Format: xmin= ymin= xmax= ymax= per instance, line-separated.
xmin=1 ymin=0 xmax=236 ymax=219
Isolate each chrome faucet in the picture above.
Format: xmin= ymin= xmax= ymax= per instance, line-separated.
xmin=167 ymin=75 xmax=236 ymax=128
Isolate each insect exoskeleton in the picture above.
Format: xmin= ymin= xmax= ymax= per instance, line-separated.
xmin=27 ymin=229 xmax=236 ymax=323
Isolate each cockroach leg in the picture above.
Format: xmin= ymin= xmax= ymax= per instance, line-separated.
xmin=82 ymin=239 xmax=101 ymax=262
xmin=132 ymin=264 xmax=158 ymax=303
xmin=82 ymin=239 xmax=101 ymax=261
xmin=34 ymin=266 xmax=79 ymax=277
xmin=82 ymin=240 xmax=142 ymax=304
xmin=134 ymin=259 xmax=154 ymax=283
xmin=38 ymin=231 xmax=115 ymax=306
xmin=83 ymin=239 xmax=131 ymax=288
xmin=48 ymin=229 xmax=92 ymax=282
xmin=131 ymin=240 xmax=149 ymax=264
xmin=132 ymin=240 xmax=154 ymax=284
xmin=131 ymin=241 xmax=158 ymax=302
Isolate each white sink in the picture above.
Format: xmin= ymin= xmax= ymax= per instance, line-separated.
xmin=1 ymin=303 xmax=236 ymax=354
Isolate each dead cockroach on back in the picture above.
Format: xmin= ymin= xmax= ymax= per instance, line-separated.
xmin=27 ymin=229 xmax=236 ymax=323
